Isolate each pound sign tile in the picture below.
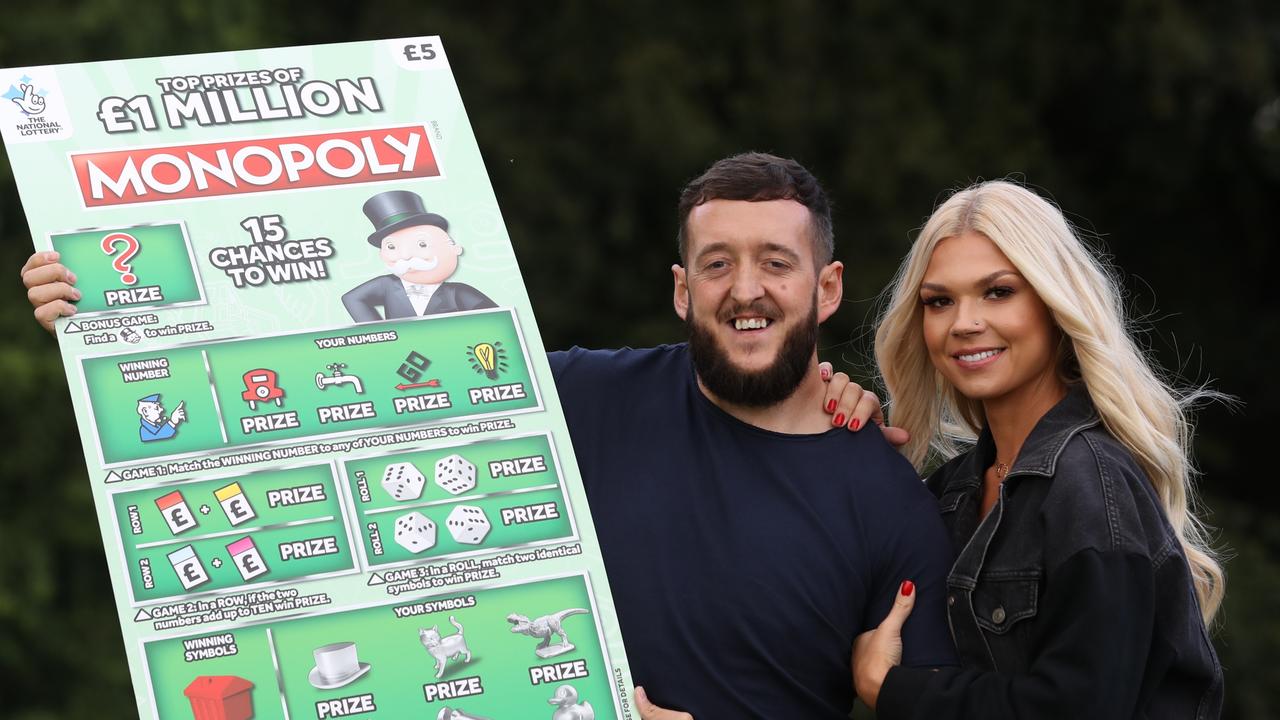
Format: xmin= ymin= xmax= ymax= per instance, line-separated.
xmin=166 ymin=545 xmax=210 ymax=590
xmin=227 ymin=536 xmax=269 ymax=581
xmin=155 ymin=490 xmax=198 ymax=535
xmin=214 ymin=482 xmax=257 ymax=526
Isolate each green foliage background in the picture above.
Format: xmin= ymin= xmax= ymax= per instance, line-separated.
xmin=1 ymin=2 xmax=1276 ymax=717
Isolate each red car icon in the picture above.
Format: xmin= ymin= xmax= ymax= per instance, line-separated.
xmin=241 ymin=369 xmax=285 ymax=410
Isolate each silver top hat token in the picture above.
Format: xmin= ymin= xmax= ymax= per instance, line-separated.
xmin=308 ymin=642 xmax=372 ymax=690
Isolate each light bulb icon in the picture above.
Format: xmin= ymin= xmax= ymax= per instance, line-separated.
xmin=473 ymin=343 xmax=497 ymax=379
xmin=466 ymin=341 xmax=508 ymax=380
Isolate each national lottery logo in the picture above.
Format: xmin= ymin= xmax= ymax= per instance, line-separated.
xmin=5 ymin=76 xmax=46 ymax=116
xmin=1 ymin=71 xmax=70 ymax=142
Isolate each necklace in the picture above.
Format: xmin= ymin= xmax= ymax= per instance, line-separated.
xmin=994 ymin=461 xmax=1011 ymax=479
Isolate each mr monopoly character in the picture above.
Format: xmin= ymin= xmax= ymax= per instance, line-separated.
xmin=342 ymin=190 xmax=496 ymax=322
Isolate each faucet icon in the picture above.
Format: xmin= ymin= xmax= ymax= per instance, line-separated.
xmin=315 ymin=363 xmax=365 ymax=394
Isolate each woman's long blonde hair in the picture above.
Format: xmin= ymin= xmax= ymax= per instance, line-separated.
xmin=875 ymin=180 xmax=1223 ymax=622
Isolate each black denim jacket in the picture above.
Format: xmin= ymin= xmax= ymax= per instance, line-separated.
xmin=878 ymin=385 xmax=1222 ymax=719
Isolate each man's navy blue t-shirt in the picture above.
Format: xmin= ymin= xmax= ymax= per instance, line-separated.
xmin=549 ymin=344 xmax=956 ymax=719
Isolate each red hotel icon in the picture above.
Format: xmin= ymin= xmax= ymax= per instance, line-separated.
xmin=184 ymin=675 xmax=254 ymax=720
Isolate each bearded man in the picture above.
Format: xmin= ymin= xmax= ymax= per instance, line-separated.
xmin=549 ymin=152 xmax=955 ymax=719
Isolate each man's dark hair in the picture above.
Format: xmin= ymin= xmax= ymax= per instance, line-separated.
xmin=676 ymin=152 xmax=834 ymax=266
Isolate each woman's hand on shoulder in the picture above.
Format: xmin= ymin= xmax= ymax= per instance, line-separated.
xmin=818 ymin=362 xmax=909 ymax=447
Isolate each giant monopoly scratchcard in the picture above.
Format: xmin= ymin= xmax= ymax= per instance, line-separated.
xmin=0 ymin=38 xmax=636 ymax=720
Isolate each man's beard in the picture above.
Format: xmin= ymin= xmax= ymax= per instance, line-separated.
xmin=686 ymin=298 xmax=817 ymax=408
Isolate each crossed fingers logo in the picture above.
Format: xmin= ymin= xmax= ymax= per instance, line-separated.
xmin=7 ymin=80 xmax=47 ymax=116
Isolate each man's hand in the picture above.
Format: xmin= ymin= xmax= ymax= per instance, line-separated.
xmin=21 ymin=251 xmax=80 ymax=334
xmin=635 ymin=687 xmax=694 ymax=720
xmin=170 ymin=402 xmax=187 ymax=426
xmin=12 ymin=84 xmax=46 ymax=115
xmin=852 ymin=580 xmax=915 ymax=710
xmin=818 ymin=362 xmax=909 ymax=447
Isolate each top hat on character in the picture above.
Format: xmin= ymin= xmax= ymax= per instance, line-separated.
xmin=363 ymin=190 xmax=449 ymax=246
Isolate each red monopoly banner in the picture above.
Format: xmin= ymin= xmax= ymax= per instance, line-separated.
xmin=71 ymin=125 xmax=439 ymax=207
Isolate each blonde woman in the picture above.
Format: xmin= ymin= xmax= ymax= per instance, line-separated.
xmin=848 ymin=181 xmax=1223 ymax=719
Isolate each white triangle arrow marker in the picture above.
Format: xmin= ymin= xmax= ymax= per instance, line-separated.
xmin=367 ymin=573 xmax=385 ymax=586
xmin=63 ymin=321 xmax=82 ymax=334
xmin=105 ymin=471 xmax=123 ymax=484
xmin=134 ymin=608 xmax=152 ymax=621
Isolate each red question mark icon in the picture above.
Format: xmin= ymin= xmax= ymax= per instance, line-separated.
xmin=101 ymin=232 xmax=140 ymax=285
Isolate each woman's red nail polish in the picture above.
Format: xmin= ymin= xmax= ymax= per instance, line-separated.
xmin=850 ymin=419 xmax=861 ymax=431
xmin=901 ymin=580 xmax=914 ymax=597
xmin=826 ymin=399 xmax=836 ymax=413
xmin=833 ymin=413 xmax=845 ymax=427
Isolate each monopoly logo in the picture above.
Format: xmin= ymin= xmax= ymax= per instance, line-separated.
xmin=69 ymin=125 xmax=439 ymax=207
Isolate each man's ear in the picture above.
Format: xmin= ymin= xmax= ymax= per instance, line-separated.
xmin=817 ymin=261 xmax=843 ymax=323
xmin=672 ymin=264 xmax=689 ymax=321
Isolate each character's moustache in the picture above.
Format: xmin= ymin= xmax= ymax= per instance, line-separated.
xmin=391 ymin=256 xmax=440 ymax=276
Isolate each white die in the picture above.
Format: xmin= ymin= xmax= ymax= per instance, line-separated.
xmin=382 ymin=462 xmax=426 ymax=501
xmin=445 ymin=505 xmax=491 ymax=545
xmin=393 ymin=511 xmax=437 ymax=554
xmin=434 ymin=454 xmax=477 ymax=496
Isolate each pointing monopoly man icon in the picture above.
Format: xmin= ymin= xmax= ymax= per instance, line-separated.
xmin=341 ymin=190 xmax=497 ymax=323
xmin=137 ymin=393 xmax=186 ymax=442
